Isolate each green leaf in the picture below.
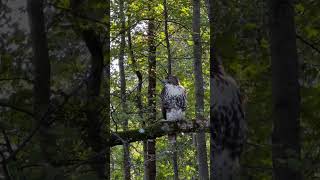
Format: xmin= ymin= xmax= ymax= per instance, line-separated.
xmin=295 ymin=4 xmax=304 ymax=14
xmin=244 ymin=23 xmax=257 ymax=30
xmin=305 ymin=26 xmax=318 ymax=39
xmin=260 ymin=38 xmax=269 ymax=49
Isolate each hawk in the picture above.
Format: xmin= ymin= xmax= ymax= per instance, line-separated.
xmin=211 ymin=60 xmax=246 ymax=179
xmin=160 ymin=75 xmax=187 ymax=142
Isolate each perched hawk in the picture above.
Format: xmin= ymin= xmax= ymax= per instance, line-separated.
xmin=211 ymin=59 xmax=246 ymax=179
xmin=160 ymin=75 xmax=187 ymax=142
xmin=161 ymin=75 xmax=187 ymax=121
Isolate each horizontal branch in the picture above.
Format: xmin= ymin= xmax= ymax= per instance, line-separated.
xmin=110 ymin=119 xmax=209 ymax=147
xmin=0 ymin=100 xmax=34 ymax=117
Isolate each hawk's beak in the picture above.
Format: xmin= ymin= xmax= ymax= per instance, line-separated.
xmin=158 ymin=77 xmax=167 ymax=84
xmin=162 ymin=79 xmax=168 ymax=84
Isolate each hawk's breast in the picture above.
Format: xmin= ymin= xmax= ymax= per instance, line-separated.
xmin=164 ymin=84 xmax=186 ymax=121
xmin=166 ymin=84 xmax=185 ymax=96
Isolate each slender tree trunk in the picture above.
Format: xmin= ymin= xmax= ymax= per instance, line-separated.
xmin=163 ymin=0 xmax=172 ymax=75
xmin=146 ymin=17 xmax=157 ymax=180
xmin=81 ymin=29 xmax=107 ymax=179
xmin=127 ymin=11 xmax=146 ymax=180
xmin=27 ymin=0 xmax=57 ymax=178
xmin=208 ymin=0 xmax=216 ymax=179
xmin=268 ymin=0 xmax=301 ymax=179
xmin=119 ymin=0 xmax=131 ymax=179
xmin=128 ymin=25 xmax=143 ymax=123
xmin=192 ymin=0 xmax=209 ymax=179
xmin=105 ymin=1 xmax=111 ymax=178
xmin=163 ymin=0 xmax=179 ymax=179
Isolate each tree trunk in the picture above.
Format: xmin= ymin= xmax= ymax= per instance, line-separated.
xmin=208 ymin=0 xmax=216 ymax=179
xmin=69 ymin=1 xmax=110 ymax=178
xmin=127 ymin=9 xmax=147 ymax=180
xmin=119 ymin=0 xmax=131 ymax=179
xmin=105 ymin=1 xmax=111 ymax=178
xmin=192 ymin=0 xmax=209 ymax=179
xmin=27 ymin=0 xmax=57 ymax=177
xmin=146 ymin=17 xmax=157 ymax=180
xmin=163 ymin=0 xmax=172 ymax=75
xmin=128 ymin=24 xmax=143 ymax=126
xmin=163 ymin=0 xmax=179 ymax=179
xmin=268 ymin=0 xmax=301 ymax=179
xmin=81 ymin=29 xmax=107 ymax=179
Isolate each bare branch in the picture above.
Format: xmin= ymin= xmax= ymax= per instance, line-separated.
xmin=0 ymin=100 xmax=34 ymax=117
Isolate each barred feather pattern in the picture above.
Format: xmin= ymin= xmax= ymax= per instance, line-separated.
xmin=211 ymin=75 xmax=246 ymax=179
xmin=161 ymin=83 xmax=187 ymax=121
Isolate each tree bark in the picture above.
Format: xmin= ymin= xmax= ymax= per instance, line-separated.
xmin=119 ymin=0 xmax=131 ymax=179
xmin=127 ymin=8 xmax=147 ymax=180
xmin=27 ymin=0 xmax=57 ymax=177
xmin=163 ymin=0 xmax=179 ymax=178
xmin=105 ymin=1 xmax=111 ymax=178
xmin=208 ymin=0 xmax=216 ymax=179
xmin=127 ymin=18 xmax=143 ymax=128
xmin=268 ymin=0 xmax=301 ymax=179
xmin=69 ymin=1 xmax=109 ymax=178
xmin=81 ymin=28 xmax=107 ymax=180
xmin=163 ymin=0 xmax=172 ymax=75
xmin=192 ymin=0 xmax=209 ymax=179
xmin=208 ymin=0 xmax=215 ymax=178
xmin=110 ymin=119 xmax=209 ymax=147
xmin=146 ymin=17 xmax=157 ymax=180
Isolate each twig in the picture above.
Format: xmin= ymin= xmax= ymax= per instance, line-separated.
xmin=110 ymin=104 xmax=118 ymax=132
xmin=112 ymin=77 xmax=148 ymax=113
xmin=2 ymin=77 xmax=88 ymax=163
xmin=0 ymin=152 xmax=11 ymax=180
xmin=0 ymin=78 xmax=32 ymax=82
xmin=2 ymin=130 xmax=14 ymax=155
xmin=0 ymin=100 xmax=34 ymax=117
xmin=47 ymin=3 xmax=109 ymax=27
xmin=296 ymin=34 xmax=320 ymax=54
xmin=47 ymin=2 xmax=145 ymax=44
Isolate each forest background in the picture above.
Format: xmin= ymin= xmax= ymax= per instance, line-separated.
xmin=0 ymin=0 xmax=319 ymax=179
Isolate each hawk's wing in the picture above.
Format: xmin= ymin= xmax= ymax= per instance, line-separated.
xmin=176 ymin=86 xmax=187 ymax=111
xmin=211 ymin=76 xmax=246 ymax=159
xmin=160 ymin=86 xmax=168 ymax=119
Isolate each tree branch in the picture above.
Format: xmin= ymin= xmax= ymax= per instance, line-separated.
xmin=0 ymin=77 xmax=32 ymax=83
xmin=110 ymin=119 xmax=208 ymax=147
xmin=0 ymin=152 xmax=11 ymax=180
xmin=0 ymin=100 xmax=34 ymax=117
xmin=2 ymin=78 xmax=87 ymax=163
xmin=296 ymin=34 xmax=320 ymax=54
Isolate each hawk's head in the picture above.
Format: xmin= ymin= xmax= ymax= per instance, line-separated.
xmin=164 ymin=75 xmax=180 ymax=85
